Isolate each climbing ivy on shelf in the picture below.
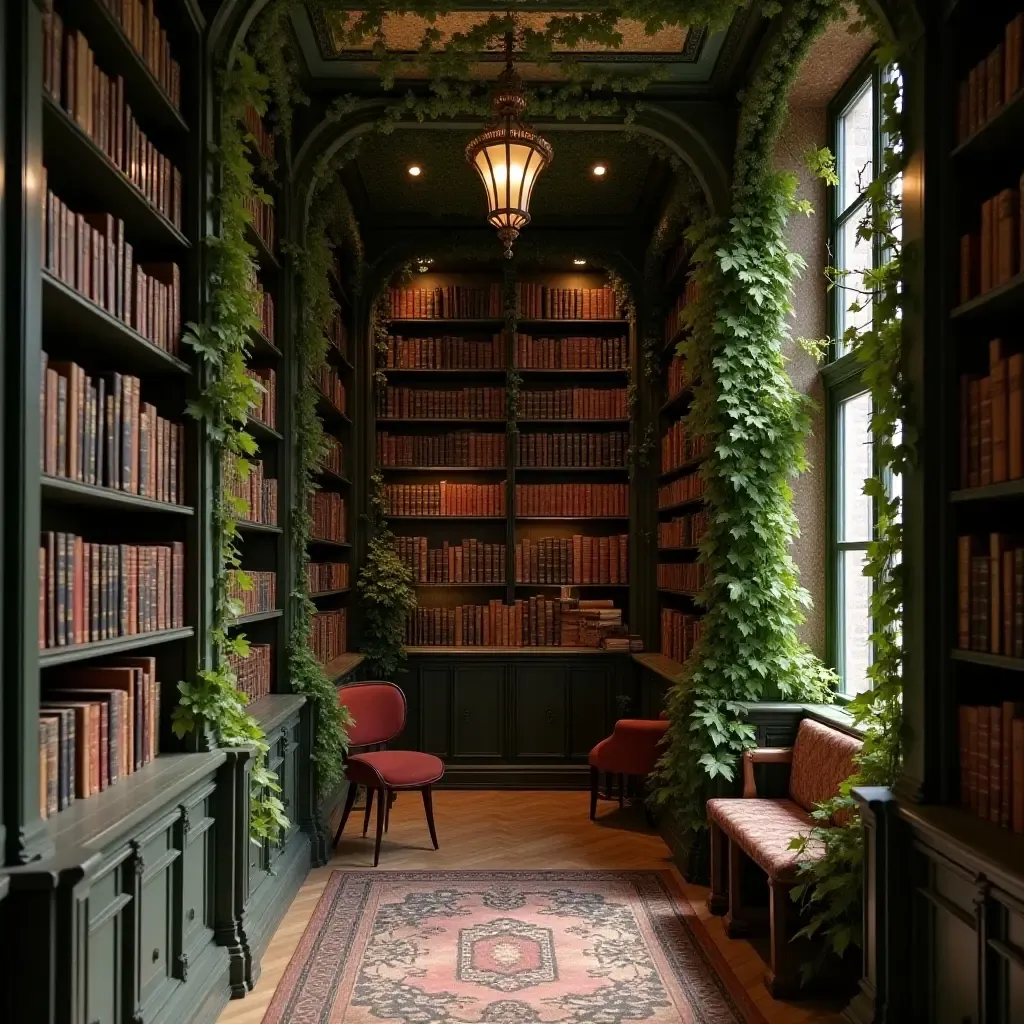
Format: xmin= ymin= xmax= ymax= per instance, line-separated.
xmin=172 ymin=52 xmax=286 ymax=844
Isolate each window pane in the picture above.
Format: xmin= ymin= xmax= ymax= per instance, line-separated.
xmin=837 ymin=210 xmax=873 ymax=352
xmin=839 ymin=81 xmax=874 ymax=211
xmin=839 ymin=391 xmax=873 ymax=543
xmin=840 ymin=548 xmax=873 ymax=695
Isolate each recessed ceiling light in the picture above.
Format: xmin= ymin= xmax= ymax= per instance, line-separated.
xmin=573 ymin=258 xmax=587 ymax=266
xmin=408 ymin=164 xmax=422 ymax=177
xmin=592 ymin=164 xmax=607 ymax=177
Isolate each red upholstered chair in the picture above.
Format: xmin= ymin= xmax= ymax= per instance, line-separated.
xmin=588 ymin=716 xmax=670 ymax=820
xmin=333 ymin=681 xmax=444 ymax=866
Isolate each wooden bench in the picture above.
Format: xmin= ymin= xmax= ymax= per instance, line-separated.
xmin=706 ymin=717 xmax=862 ymax=996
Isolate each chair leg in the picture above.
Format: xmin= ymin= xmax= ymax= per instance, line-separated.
xmin=384 ymin=792 xmax=392 ymax=834
xmin=333 ymin=782 xmax=358 ymax=848
xmin=373 ymin=787 xmax=387 ymax=867
xmin=589 ymin=766 xmax=599 ymax=821
xmin=725 ymin=837 xmax=749 ymax=938
xmin=765 ymin=880 xmax=800 ymax=998
xmin=618 ymin=774 xmax=625 ymax=808
xmin=422 ymin=786 xmax=439 ymax=850
xmin=707 ymin=822 xmax=728 ymax=915
xmin=362 ymin=787 xmax=375 ymax=836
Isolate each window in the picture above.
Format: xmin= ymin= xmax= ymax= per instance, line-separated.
xmin=825 ymin=61 xmax=902 ymax=696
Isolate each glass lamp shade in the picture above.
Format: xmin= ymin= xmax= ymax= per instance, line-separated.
xmin=466 ymin=122 xmax=552 ymax=258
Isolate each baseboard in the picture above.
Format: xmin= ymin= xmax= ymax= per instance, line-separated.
xmin=436 ymin=764 xmax=592 ymax=789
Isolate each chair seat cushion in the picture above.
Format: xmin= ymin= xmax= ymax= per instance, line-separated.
xmin=347 ymin=750 xmax=445 ymax=788
xmin=706 ymin=797 xmax=823 ymax=881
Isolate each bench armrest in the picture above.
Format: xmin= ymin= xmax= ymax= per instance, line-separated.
xmin=742 ymin=747 xmax=793 ymax=798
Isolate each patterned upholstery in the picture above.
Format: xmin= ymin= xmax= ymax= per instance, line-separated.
xmin=788 ymin=718 xmax=862 ymax=816
xmin=707 ymin=798 xmax=823 ymax=880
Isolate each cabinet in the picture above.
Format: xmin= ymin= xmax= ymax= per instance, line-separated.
xmin=453 ymin=664 xmax=506 ymax=760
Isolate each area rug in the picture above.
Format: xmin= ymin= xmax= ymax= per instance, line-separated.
xmin=264 ymin=871 xmax=766 ymax=1024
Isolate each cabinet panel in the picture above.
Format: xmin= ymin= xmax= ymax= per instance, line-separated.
xmin=452 ymin=665 xmax=504 ymax=759
xmin=569 ymin=665 xmax=611 ymax=759
xmin=87 ymin=860 xmax=130 ymax=1024
xmin=514 ymin=666 xmax=567 ymax=759
xmin=392 ymin=675 xmax=420 ymax=751
xmin=421 ymin=666 xmax=451 ymax=757
xmin=135 ymin=821 xmax=182 ymax=1014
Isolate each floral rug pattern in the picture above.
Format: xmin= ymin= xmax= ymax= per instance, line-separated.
xmin=264 ymin=871 xmax=765 ymax=1024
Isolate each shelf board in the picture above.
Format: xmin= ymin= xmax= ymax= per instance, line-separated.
xmin=517 ymin=582 xmax=629 ymax=588
xmin=662 ymin=328 xmax=687 ymax=356
xmin=388 ymin=318 xmax=505 ymax=328
xmin=406 ymin=645 xmax=620 ymax=656
xmin=516 ymin=367 xmax=628 ymax=376
xmin=41 ymin=475 xmax=195 ymax=515
xmin=247 ymin=224 xmax=281 ymax=272
xmin=380 ymin=465 xmax=507 ymax=473
xmin=248 ymin=329 xmax=282 ymax=360
xmin=376 ymin=418 xmax=505 ymax=426
xmin=415 ymin=582 xmax=507 ymax=587
xmin=327 ymin=347 xmax=355 ymax=372
xmin=308 ymin=537 xmax=351 ymax=549
xmin=309 ymin=588 xmax=351 ymax=598
xmin=515 ymin=465 xmax=628 ymax=473
xmin=381 ymin=367 xmax=506 ymax=377
xmin=236 ymin=521 xmax=283 ymax=535
xmin=517 ymin=319 xmax=628 ymax=332
xmin=658 ymin=455 xmax=708 ymax=483
xmin=950 ymin=649 xmax=1024 ymax=672
xmin=660 ymin=388 xmax=692 ymax=417
xmin=658 ymin=588 xmax=702 ymax=599
xmin=42 ymin=96 xmax=190 ymax=252
xmin=633 ymin=651 xmax=687 ymax=685
xmin=317 ymin=468 xmax=352 ymax=487
xmin=42 ymin=272 xmax=192 ymax=374
xmin=516 ymin=419 xmax=630 ymax=427
xmin=389 ymin=515 xmax=506 ymax=521
xmin=246 ymin=417 xmax=283 ymax=444
xmin=324 ymin=651 xmax=365 ymax=681
xmin=658 ymin=496 xmax=706 ymax=513
xmin=228 ymin=610 xmax=283 ymax=627
xmin=950 ymin=273 xmax=1024 ymax=324
xmin=516 ymin=515 xmax=628 ymax=521
xmin=658 ymin=545 xmax=701 ymax=554
xmin=951 ymin=87 xmax=1024 ymax=163
xmin=40 ymin=627 xmax=195 ymax=667
xmin=317 ymin=395 xmax=351 ymax=426
xmin=249 ymin=693 xmax=307 ymax=733
xmin=949 ymin=479 xmax=1024 ymax=503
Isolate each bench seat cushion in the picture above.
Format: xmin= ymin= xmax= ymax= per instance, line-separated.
xmin=706 ymin=797 xmax=824 ymax=881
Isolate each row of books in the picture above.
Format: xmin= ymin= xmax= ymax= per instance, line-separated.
xmin=957 ymin=533 xmax=1024 ymax=656
xmin=661 ymin=421 xmax=708 ymax=474
xmin=41 ymin=356 xmax=185 ymax=503
xmin=658 ymin=472 xmax=707 ymax=509
xmin=515 ymin=432 xmax=627 ymax=468
xmin=388 ymin=285 xmax=503 ymax=320
xmin=405 ymin=597 xmax=622 ymax=648
xmin=38 ymin=656 xmax=161 ymax=817
xmin=959 ymin=702 xmax=1024 ymax=833
xmin=39 ymin=534 xmax=185 ymax=649
xmin=663 ymin=279 xmax=701 ymax=342
xmin=658 ymin=562 xmax=705 ymax=594
xmin=659 ymin=510 xmax=709 ymax=548
xmin=376 ymin=386 xmax=505 ymax=421
xmin=244 ymin=192 xmax=276 ymax=254
xmin=43 ymin=16 xmax=183 ymax=231
xmin=661 ymin=608 xmax=703 ymax=666
xmin=396 ymin=537 xmax=507 ymax=584
xmin=311 ymin=609 xmax=347 ymax=664
xmin=228 ymin=644 xmax=272 ymax=703
xmin=318 ymin=366 xmax=347 ymax=414
xmin=666 ymin=354 xmax=691 ymax=403
xmin=514 ymin=283 xmax=619 ymax=321
xmin=227 ymin=570 xmax=276 ymax=616
xmin=308 ymin=492 xmax=347 ymax=543
xmin=328 ymin=313 xmax=348 ymax=360
xmin=99 ymin=0 xmax=183 ymax=110
xmin=515 ymin=483 xmax=628 ymax=518
xmin=515 ymin=535 xmax=628 ymax=585
xmin=956 ymin=14 xmax=1024 ymax=145
xmin=514 ymin=333 xmax=628 ymax=371
xmin=43 ymin=186 xmax=182 ymax=354
xmin=382 ymin=334 xmax=505 ymax=369
xmin=245 ymin=105 xmax=275 ymax=162
xmin=959 ymin=340 xmax=1024 ymax=487
xmin=322 ymin=436 xmax=344 ymax=477
xmin=224 ymin=460 xmax=278 ymax=526
xmin=246 ymin=367 xmax=277 ymax=430
xmin=960 ymin=177 xmax=1024 ymax=303
xmin=518 ymin=388 xmax=628 ymax=421
xmin=307 ymin=561 xmax=349 ymax=593
xmin=386 ymin=482 xmax=506 ymax=518
xmin=255 ymin=279 xmax=275 ymax=342
xmin=377 ymin=431 xmax=506 ymax=468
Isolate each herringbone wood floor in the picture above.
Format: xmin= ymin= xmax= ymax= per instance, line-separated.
xmin=217 ymin=791 xmax=845 ymax=1024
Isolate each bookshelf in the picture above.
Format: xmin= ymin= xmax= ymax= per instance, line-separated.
xmin=656 ymin=241 xmax=706 ymax=670
xmin=379 ymin=269 xmax=637 ymax=651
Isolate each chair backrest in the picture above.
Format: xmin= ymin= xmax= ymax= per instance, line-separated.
xmin=788 ymin=717 xmax=862 ymax=813
xmin=338 ymin=681 xmax=406 ymax=747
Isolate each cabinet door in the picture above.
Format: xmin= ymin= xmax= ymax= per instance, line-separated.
xmin=513 ymin=665 xmax=567 ymax=760
xmin=452 ymin=664 xmax=505 ymax=760
xmin=420 ymin=665 xmax=451 ymax=757
xmin=569 ymin=663 xmax=612 ymax=759
xmin=179 ymin=783 xmax=216 ymax=964
xmin=86 ymin=854 xmax=132 ymax=1024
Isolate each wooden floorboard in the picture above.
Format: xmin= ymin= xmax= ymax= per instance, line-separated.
xmin=217 ymin=790 xmax=845 ymax=1024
